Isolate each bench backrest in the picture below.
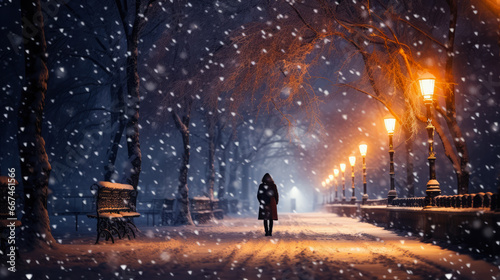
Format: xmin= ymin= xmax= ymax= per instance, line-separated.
xmin=90 ymin=182 xmax=137 ymax=214
xmin=190 ymin=198 xmax=218 ymax=211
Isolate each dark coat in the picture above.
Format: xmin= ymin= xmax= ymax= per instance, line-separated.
xmin=257 ymin=173 xmax=279 ymax=220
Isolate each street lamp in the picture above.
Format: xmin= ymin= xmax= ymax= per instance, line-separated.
xmin=333 ymin=168 xmax=339 ymax=202
xmin=340 ymin=163 xmax=346 ymax=203
xmin=329 ymin=174 xmax=334 ymax=203
xmin=359 ymin=143 xmax=368 ymax=204
xmin=325 ymin=178 xmax=331 ymax=204
xmin=321 ymin=181 xmax=326 ymax=205
xmin=384 ymin=116 xmax=397 ymax=205
xmin=349 ymin=155 xmax=356 ymax=204
xmin=418 ymin=72 xmax=441 ymax=207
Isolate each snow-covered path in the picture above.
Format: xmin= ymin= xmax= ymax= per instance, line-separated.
xmin=8 ymin=212 xmax=500 ymax=280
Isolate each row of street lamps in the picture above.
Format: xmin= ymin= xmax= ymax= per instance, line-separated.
xmin=321 ymin=143 xmax=368 ymax=204
xmin=321 ymin=72 xmax=442 ymax=207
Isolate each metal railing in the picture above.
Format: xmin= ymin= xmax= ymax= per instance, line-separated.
xmin=390 ymin=192 xmax=497 ymax=211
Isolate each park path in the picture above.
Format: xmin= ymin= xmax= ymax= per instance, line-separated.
xmin=9 ymin=212 xmax=500 ymax=280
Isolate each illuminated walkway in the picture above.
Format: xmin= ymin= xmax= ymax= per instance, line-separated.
xmin=17 ymin=213 xmax=500 ymax=280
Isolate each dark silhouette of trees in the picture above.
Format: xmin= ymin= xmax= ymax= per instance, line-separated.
xmin=43 ymin=2 xmax=126 ymax=185
xmin=213 ymin=0 xmax=474 ymax=194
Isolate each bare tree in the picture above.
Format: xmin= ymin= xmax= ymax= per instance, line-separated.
xmin=171 ymin=93 xmax=194 ymax=225
xmin=116 ymin=0 xmax=159 ymax=189
xmin=234 ymin=111 xmax=295 ymax=202
xmin=47 ymin=2 xmax=127 ymax=183
xmin=212 ymin=0 xmax=473 ymax=194
xmin=215 ymin=121 xmax=238 ymax=200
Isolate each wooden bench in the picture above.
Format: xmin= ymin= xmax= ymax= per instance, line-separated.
xmin=87 ymin=181 xmax=140 ymax=244
xmin=190 ymin=197 xmax=212 ymax=224
xmin=212 ymin=200 xmax=224 ymax=220
xmin=190 ymin=197 xmax=224 ymax=224
xmin=0 ymin=176 xmax=21 ymax=257
xmin=138 ymin=197 xmax=223 ymax=226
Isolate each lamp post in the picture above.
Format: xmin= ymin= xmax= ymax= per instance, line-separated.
xmin=359 ymin=143 xmax=368 ymax=205
xmin=325 ymin=178 xmax=331 ymax=204
xmin=419 ymin=72 xmax=441 ymax=207
xmin=349 ymin=155 xmax=356 ymax=204
xmin=340 ymin=163 xmax=346 ymax=203
xmin=329 ymin=174 xmax=334 ymax=204
xmin=384 ymin=116 xmax=397 ymax=205
xmin=321 ymin=181 xmax=326 ymax=205
xmin=334 ymin=168 xmax=339 ymax=202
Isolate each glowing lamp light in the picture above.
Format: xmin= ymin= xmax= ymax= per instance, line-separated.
xmin=329 ymin=174 xmax=334 ymax=180
xmin=326 ymin=178 xmax=330 ymax=184
xmin=349 ymin=156 xmax=356 ymax=167
xmin=340 ymin=163 xmax=346 ymax=172
xmin=322 ymin=181 xmax=326 ymax=187
xmin=359 ymin=143 xmax=367 ymax=157
xmin=334 ymin=168 xmax=339 ymax=177
xmin=290 ymin=186 xmax=300 ymax=198
xmin=418 ymin=72 xmax=436 ymax=103
xmin=384 ymin=117 xmax=396 ymax=135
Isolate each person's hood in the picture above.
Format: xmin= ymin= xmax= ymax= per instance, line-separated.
xmin=262 ymin=173 xmax=274 ymax=184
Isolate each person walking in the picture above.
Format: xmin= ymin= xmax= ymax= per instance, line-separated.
xmin=257 ymin=173 xmax=279 ymax=236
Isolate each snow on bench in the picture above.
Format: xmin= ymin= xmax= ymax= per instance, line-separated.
xmin=87 ymin=181 xmax=140 ymax=244
xmin=190 ymin=197 xmax=224 ymax=224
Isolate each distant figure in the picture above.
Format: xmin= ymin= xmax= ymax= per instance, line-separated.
xmin=257 ymin=173 xmax=279 ymax=236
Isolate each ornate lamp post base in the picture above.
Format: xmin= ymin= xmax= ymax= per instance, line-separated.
xmin=425 ymin=179 xmax=440 ymax=207
xmin=387 ymin=190 xmax=397 ymax=205
xmin=350 ymin=195 xmax=356 ymax=204
xmin=362 ymin=193 xmax=368 ymax=205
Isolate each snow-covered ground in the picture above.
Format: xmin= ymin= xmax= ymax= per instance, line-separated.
xmin=3 ymin=212 xmax=499 ymax=280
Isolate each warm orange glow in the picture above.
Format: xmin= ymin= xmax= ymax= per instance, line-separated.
xmin=384 ymin=117 xmax=396 ymax=135
xmin=322 ymin=181 xmax=326 ymax=187
xmin=418 ymin=72 xmax=436 ymax=102
xmin=349 ymin=156 xmax=356 ymax=167
xmin=359 ymin=143 xmax=367 ymax=157
xmin=329 ymin=174 xmax=333 ymax=180
xmin=333 ymin=168 xmax=339 ymax=177
xmin=326 ymin=178 xmax=330 ymax=184
xmin=340 ymin=163 xmax=346 ymax=172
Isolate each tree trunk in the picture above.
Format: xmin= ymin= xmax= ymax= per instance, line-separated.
xmin=218 ymin=128 xmax=236 ymax=199
xmin=444 ymin=0 xmax=469 ymax=194
xmin=206 ymin=122 xmax=216 ymax=201
xmin=205 ymin=120 xmax=216 ymax=220
xmin=217 ymin=134 xmax=227 ymax=199
xmin=172 ymin=111 xmax=194 ymax=225
xmin=123 ymin=1 xmax=142 ymax=190
xmin=18 ymin=0 xmax=57 ymax=251
xmin=104 ymin=84 xmax=126 ymax=182
xmin=227 ymin=145 xmax=239 ymax=197
xmin=241 ymin=162 xmax=250 ymax=201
